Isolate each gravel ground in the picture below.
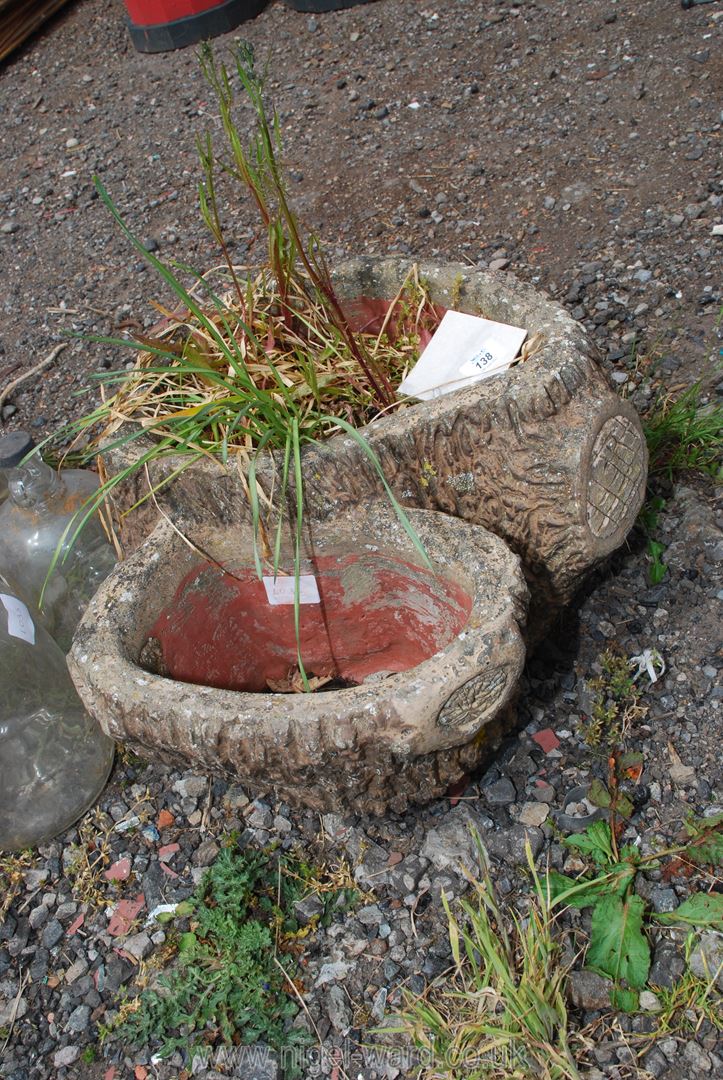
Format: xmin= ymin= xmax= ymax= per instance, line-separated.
xmin=0 ymin=1 xmax=721 ymax=1079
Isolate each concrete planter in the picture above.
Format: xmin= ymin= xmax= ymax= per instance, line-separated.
xmin=69 ymin=502 xmax=528 ymax=814
xmin=69 ymin=258 xmax=647 ymax=812
xmin=103 ymin=258 xmax=647 ymax=634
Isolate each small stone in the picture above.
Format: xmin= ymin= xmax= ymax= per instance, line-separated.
xmin=357 ymin=904 xmax=385 ymax=927
xmin=488 ymin=257 xmax=510 ymax=271
xmin=293 ymin=893 xmax=325 ymax=926
xmin=41 ymin=920 xmax=63 ymax=949
xmin=65 ymin=1003 xmax=91 ymax=1033
xmin=639 ymin=990 xmax=662 ymax=1013
xmin=65 ymin=137 xmax=79 ymax=149
xmin=64 ymin=957 xmax=89 ymax=984
xmin=711 ymin=224 xmax=723 ymax=237
xmin=326 ymin=984 xmax=351 ymax=1033
xmin=314 ymin=961 xmax=351 ymax=987
xmin=246 ymin=800 xmax=273 ymax=830
xmin=192 ymin=839 xmax=219 ymax=867
xmin=649 ymin=886 xmax=677 ymax=913
xmin=55 ymin=901 xmax=78 ymax=922
xmin=107 ymin=894 xmax=145 ymax=937
xmin=28 ymin=905 xmax=49 ymax=930
xmin=23 ymin=869 xmax=49 ymax=889
xmin=53 ymin=1045 xmax=80 ymax=1068
xmin=483 ymin=777 xmax=517 ymax=805
xmin=649 ymin=943 xmax=685 ymax=989
xmin=484 ymin=825 xmax=544 ymax=865
xmin=683 ymin=1042 xmax=712 ymax=1072
xmin=518 ymin=802 xmax=549 ymax=827
xmin=568 ymin=969 xmax=613 ymax=1010
xmin=273 ymin=814 xmax=292 ymax=834
xmin=532 ymin=780 xmax=555 ymax=804
xmin=374 ymin=105 xmax=390 ymax=120
xmin=28 ymin=948 xmax=49 ymax=981
xmin=543 ymin=196 xmax=556 ymax=209
xmin=122 ymin=932 xmax=154 ymax=961
xmin=689 ymin=933 xmax=723 ymax=990
xmin=420 ymin=816 xmax=483 ymax=875
xmin=0 ymin=220 xmax=18 ymax=234
xmin=173 ymin=775 xmax=207 ymax=800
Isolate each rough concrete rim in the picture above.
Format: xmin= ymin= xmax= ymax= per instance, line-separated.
xmin=68 ymin=502 xmax=528 ymax=765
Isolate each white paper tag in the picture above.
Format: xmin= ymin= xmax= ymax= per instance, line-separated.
xmin=397 ymin=310 xmax=527 ymax=401
xmin=0 ymin=593 xmax=36 ymax=645
xmin=262 ymin=575 xmax=321 ymax=606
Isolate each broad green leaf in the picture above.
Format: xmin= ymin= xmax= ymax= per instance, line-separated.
xmin=548 ymin=871 xmax=606 ymax=910
xmin=654 ymin=893 xmax=723 ymax=931
xmin=684 ymin=814 xmax=723 ymax=868
xmin=178 ymin=932 xmax=198 ymax=953
xmin=587 ymin=894 xmax=650 ymax=989
xmin=548 ymin=863 xmax=636 ymax=910
xmin=564 ymin=820 xmax=615 ymax=865
xmin=587 ymin=778 xmax=611 ymax=809
xmin=610 ymin=986 xmax=639 ymax=1013
xmin=615 ymin=792 xmax=634 ymax=820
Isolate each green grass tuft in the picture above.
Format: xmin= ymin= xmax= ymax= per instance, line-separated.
xmin=643 ymin=380 xmax=722 ymax=481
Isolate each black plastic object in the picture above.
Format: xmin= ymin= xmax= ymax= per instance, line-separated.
xmin=0 ymin=431 xmax=34 ymax=468
xmin=127 ymin=0 xmax=268 ymax=54
xmin=285 ymin=0 xmax=378 ymax=11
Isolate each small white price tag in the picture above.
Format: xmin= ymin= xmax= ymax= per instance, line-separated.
xmin=262 ymin=575 xmax=321 ymax=606
xmin=397 ymin=310 xmax=527 ymax=401
xmin=0 ymin=593 xmax=36 ymax=645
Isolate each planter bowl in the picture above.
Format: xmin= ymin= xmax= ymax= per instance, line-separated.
xmin=69 ymin=502 xmax=528 ymax=814
xmin=104 ymin=258 xmax=647 ymax=637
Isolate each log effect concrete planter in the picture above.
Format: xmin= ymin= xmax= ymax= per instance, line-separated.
xmin=68 ymin=503 xmax=528 ymax=815
xmin=104 ymin=258 xmax=647 ymax=634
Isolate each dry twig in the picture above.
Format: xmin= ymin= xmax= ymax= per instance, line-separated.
xmin=0 ymin=342 xmax=68 ymax=414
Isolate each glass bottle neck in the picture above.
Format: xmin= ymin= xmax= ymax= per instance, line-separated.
xmin=8 ymin=460 xmax=65 ymax=510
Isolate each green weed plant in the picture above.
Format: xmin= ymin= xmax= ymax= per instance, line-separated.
xmin=106 ymin=841 xmax=358 ymax=1066
xmin=549 ymin=816 xmax=723 ymax=1013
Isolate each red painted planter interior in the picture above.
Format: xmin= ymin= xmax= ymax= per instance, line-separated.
xmin=148 ymin=552 xmax=471 ymax=692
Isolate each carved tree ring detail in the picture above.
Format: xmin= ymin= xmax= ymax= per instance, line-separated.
xmin=437 ymin=666 xmax=510 ymax=729
xmin=586 ymin=415 xmax=646 ymax=540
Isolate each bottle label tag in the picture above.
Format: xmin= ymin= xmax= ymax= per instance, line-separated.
xmin=0 ymin=593 xmax=36 ymax=645
xmin=262 ymin=575 xmax=321 ymax=605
